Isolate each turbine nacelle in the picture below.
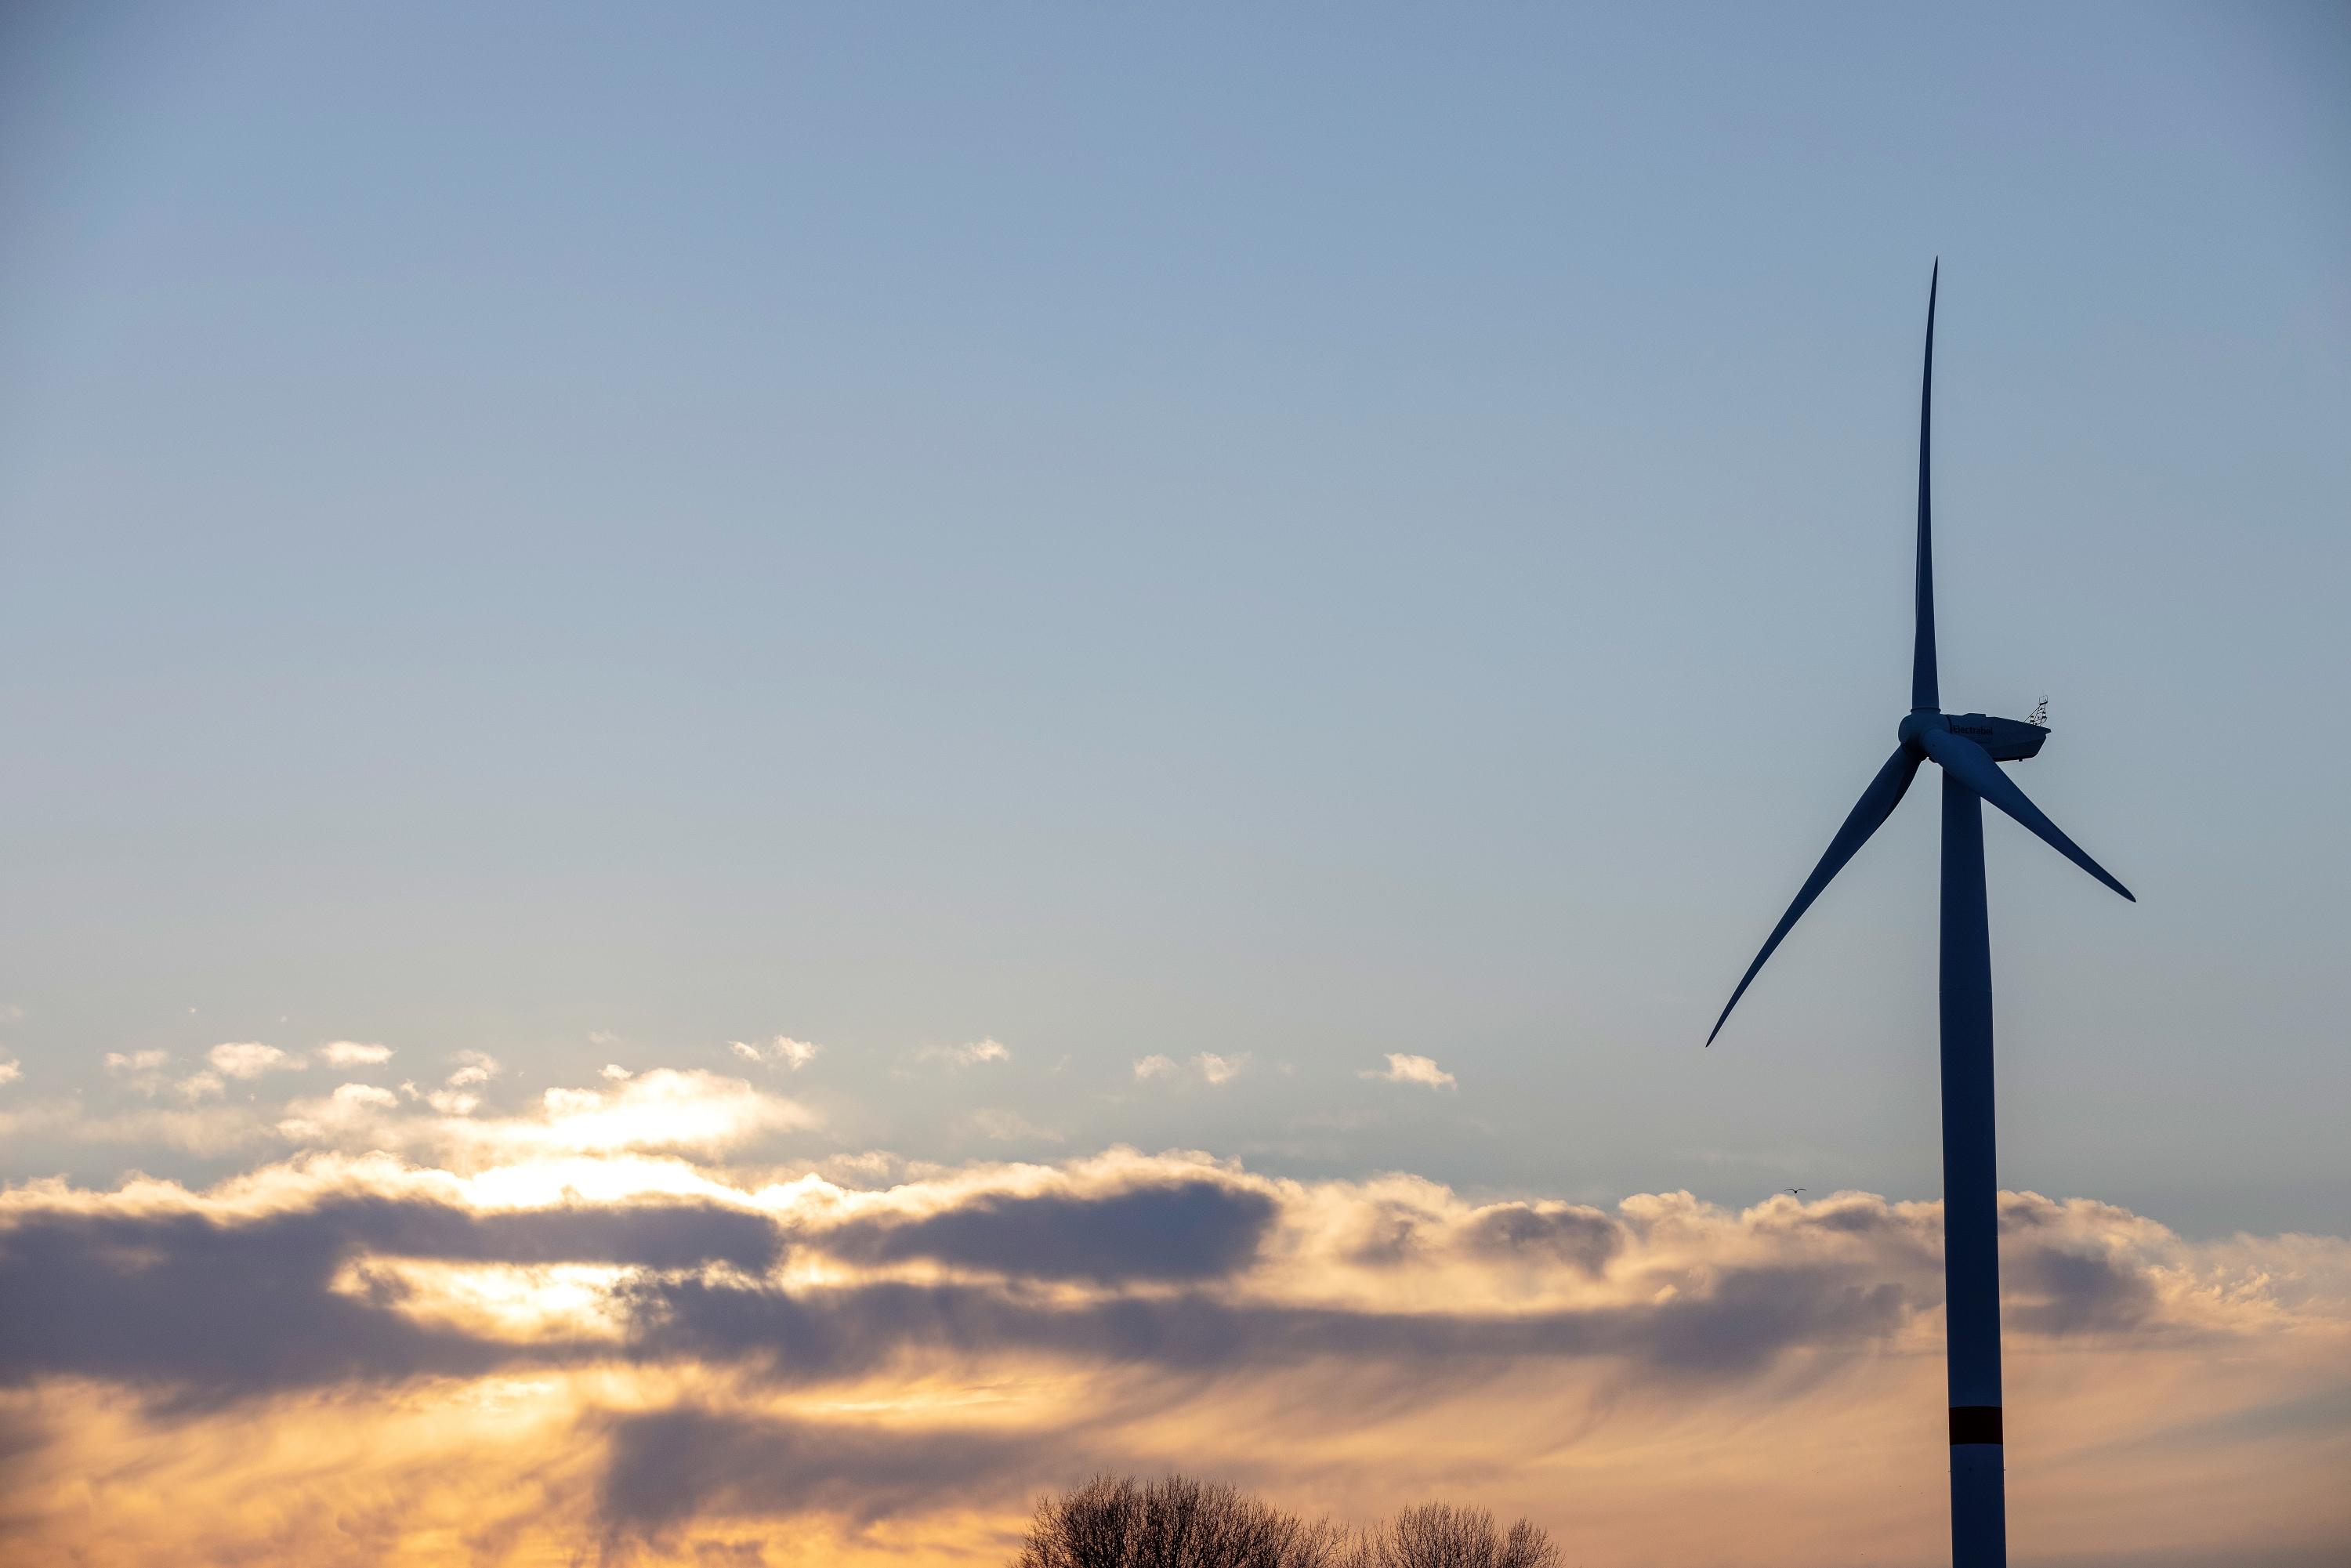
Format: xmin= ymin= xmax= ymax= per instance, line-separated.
xmin=1899 ymin=712 xmax=2048 ymax=763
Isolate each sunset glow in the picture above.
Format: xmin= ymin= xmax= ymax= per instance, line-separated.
xmin=4 ymin=1059 xmax=2346 ymax=1563
xmin=3 ymin=4 xmax=2345 ymax=1563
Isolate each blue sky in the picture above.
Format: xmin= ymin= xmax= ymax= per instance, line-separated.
xmin=3 ymin=2 xmax=2347 ymax=1234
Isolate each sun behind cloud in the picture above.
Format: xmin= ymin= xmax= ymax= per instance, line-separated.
xmin=1 ymin=1088 xmax=2342 ymax=1566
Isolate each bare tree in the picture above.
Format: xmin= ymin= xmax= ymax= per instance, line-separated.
xmin=1016 ymin=1476 xmax=1557 ymax=1568
xmin=1016 ymin=1473 xmax=1350 ymax=1568
xmin=1356 ymin=1502 xmax=1561 ymax=1568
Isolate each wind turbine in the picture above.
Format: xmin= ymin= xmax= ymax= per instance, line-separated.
xmin=1707 ymin=263 xmax=2134 ymax=1568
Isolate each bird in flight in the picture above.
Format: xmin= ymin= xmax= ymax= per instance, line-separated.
xmin=1785 ymin=1187 xmax=1806 ymax=1195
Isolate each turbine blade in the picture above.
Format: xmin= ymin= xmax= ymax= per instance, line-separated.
xmin=1912 ymin=260 xmax=1940 ymax=713
xmin=1708 ymin=745 xmax=1922 ymax=1045
xmin=1918 ymin=728 xmax=2135 ymax=902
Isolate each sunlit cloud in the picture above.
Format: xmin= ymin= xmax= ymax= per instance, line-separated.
xmin=103 ymin=1048 xmax=173 ymax=1095
xmin=1132 ymin=1052 xmax=1250 ymax=1087
xmin=276 ymin=1065 xmax=817 ymax=1168
xmin=918 ymin=1038 xmax=1010 ymax=1070
xmin=335 ymin=1256 xmax=639 ymax=1343
xmin=0 ymin=1056 xmax=20 ymax=1088
xmin=444 ymin=1050 xmax=500 ymax=1088
xmin=731 ymin=1036 xmax=822 ymax=1071
xmin=5 ymin=1054 xmax=2344 ymax=1566
xmin=1362 ymin=1053 xmax=1458 ymax=1091
xmin=176 ymin=1070 xmax=226 ymax=1101
xmin=0 ymin=1128 xmax=2342 ymax=1567
xmin=0 ymin=1097 xmax=270 ymax=1157
xmin=418 ymin=1051 xmax=501 ymax=1113
xmin=318 ymin=1040 xmax=393 ymax=1067
xmin=208 ymin=1041 xmax=304 ymax=1080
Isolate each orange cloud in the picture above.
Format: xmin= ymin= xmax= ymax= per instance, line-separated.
xmin=0 ymin=1097 xmax=2344 ymax=1566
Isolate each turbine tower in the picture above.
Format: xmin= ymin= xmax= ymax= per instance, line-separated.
xmin=1707 ymin=263 xmax=2134 ymax=1568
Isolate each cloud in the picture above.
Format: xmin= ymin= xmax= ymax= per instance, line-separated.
xmin=1138 ymin=1053 xmax=1248 ymax=1085
xmin=443 ymin=1051 xmax=500 ymax=1089
xmin=107 ymin=1049 xmax=237 ymax=1103
xmin=0 ymin=1193 xmax=787 ymax=1402
xmin=0 ymin=1058 xmax=19 ymax=1088
xmin=208 ymin=1043 xmax=304 ymax=1080
xmin=1461 ymin=1202 xmax=1623 ymax=1273
xmin=0 ymin=1208 xmax=538 ymax=1399
xmin=817 ymin=1178 xmax=1276 ymax=1285
xmin=277 ymin=1066 xmax=817 ymax=1165
xmin=0 ymin=1137 xmax=2342 ymax=1567
xmin=9 ymin=1149 xmax=2329 ymax=1396
xmin=103 ymin=1049 xmax=173 ymax=1095
xmin=418 ymin=1052 xmax=501 ymax=1113
xmin=628 ymin=1259 xmax=1904 ymax=1393
xmin=318 ymin=1041 xmax=393 ymax=1067
xmin=968 ymin=1109 xmax=1062 ymax=1143
xmin=176 ymin=1071 xmax=226 ymax=1101
xmin=1362 ymin=1053 xmax=1457 ymax=1091
xmin=918 ymin=1038 xmax=1010 ymax=1070
xmin=0 ymin=1099 xmax=270 ymax=1157
xmin=596 ymin=1406 xmax=1076 ymax=1537
xmin=730 ymin=1037 xmax=821 ymax=1071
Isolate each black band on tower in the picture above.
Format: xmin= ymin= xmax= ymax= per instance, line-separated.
xmin=1949 ymin=1406 xmax=2004 ymax=1445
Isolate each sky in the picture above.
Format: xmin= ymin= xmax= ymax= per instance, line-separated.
xmin=1 ymin=4 xmax=2347 ymax=1565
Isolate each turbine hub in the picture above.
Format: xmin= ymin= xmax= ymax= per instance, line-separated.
xmin=1900 ymin=711 xmax=2049 ymax=762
